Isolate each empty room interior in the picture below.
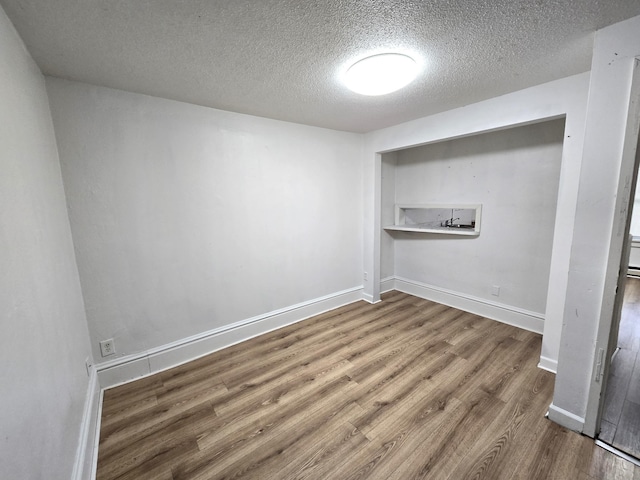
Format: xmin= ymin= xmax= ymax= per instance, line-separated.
xmin=5 ymin=1 xmax=640 ymax=479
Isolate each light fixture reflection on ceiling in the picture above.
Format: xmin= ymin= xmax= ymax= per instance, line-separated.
xmin=344 ymin=53 xmax=418 ymax=96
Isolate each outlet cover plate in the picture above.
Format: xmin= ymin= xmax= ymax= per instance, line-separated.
xmin=100 ymin=339 xmax=115 ymax=357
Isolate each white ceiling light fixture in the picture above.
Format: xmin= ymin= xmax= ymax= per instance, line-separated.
xmin=344 ymin=53 xmax=419 ymax=96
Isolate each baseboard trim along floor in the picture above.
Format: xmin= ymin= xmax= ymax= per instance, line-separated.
xmin=393 ymin=276 xmax=545 ymax=334
xmin=96 ymin=286 xmax=364 ymax=389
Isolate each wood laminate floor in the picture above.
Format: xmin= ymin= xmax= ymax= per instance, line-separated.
xmin=600 ymin=276 xmax=640 ymax=459
xmin=97 ymin=291 xmax=640 ymax=480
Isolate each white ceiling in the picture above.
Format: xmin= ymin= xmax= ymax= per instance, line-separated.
xmin=3 ymin=1 xmax=640 ymax=133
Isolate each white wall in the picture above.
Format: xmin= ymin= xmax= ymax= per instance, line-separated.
xmin=364 ymin=73 xmax=589 ymax=371
xmin=552 ymin=15 xmax=640 ymax=434
xmin=45 ymin=78 xmax=364 ymax=365
xmin=385 ymin=120 xmax=564 ymax=314
xmin=630 ymin=195 xmax=640 ymax=238
xmin=630 ymin=190 xmax=640 ymax=268
xmin=380 ymin=152 xmax=397 ymax=280
xmin=0 ymin=7 xmax=93 ymax=480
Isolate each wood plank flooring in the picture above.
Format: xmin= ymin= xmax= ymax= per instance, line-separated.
xmin=600 ymin=277 xmax=640 ymax=459
xmin=97 ymin=291 xmax=640 ymax=479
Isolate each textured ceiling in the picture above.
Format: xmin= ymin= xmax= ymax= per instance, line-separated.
xmin=3 ymin=1 xmax=640 ymax=133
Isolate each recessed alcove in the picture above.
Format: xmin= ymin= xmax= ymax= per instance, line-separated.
xmin=384 ymin=204 xmax=482 ymax=235
xmin=380 ymin=118 xmax=566 ymax=318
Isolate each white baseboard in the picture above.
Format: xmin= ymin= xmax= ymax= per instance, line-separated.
xmin=97 ymin=286 xmax=364 ymax=389
xmin=393 ymin=276 xmax=545 ymax=334
xmin=72 ymin=366 xmax=100 ymax=480
xmin=82 ymin=279 xmax=550 ymax=477
xmin=538 ymin=356 xmax=558 ymax=374
xmin=361 ymin=292 xmax=375 ymax=304
xmin=548 ymin=403 xmax=585 ymax=432
xmin=89 ymin=389 xmax=105 ymax=480
xmin=380 ymin=276 xmax=395 ymax=294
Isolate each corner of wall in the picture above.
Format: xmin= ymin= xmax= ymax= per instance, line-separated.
xmin=537 ymin=356 xmax=558 ymax=374
xmin=548 ymin=403 xmax=585 ymax=433
xmin=394 ymin=277 xmax=545 ymax=334
xmin=71 ymin=367 xmax=101 ymax=480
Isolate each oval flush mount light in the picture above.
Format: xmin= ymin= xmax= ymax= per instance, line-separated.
xmin=345 ymin=53 xmax=418 ymax=96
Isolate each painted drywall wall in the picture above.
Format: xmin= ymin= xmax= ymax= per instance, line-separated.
xmin=630 ymin=188 xmax=640 ymax=267
xmin=364 ymin=73 xmax=589 ymax=369
xmin=380 ymin=152 xmax=397 ymax=280
xmin=630 ymin=195 xmax=640 ymax=237
xmin=0 ymin=7 xmax=93 ymax=480
xmin=552 ymin=15 xmax=640 ymax=433
xmin=385 ymin=120 xmax=564 ymax=314
xmin=45 ymin=78 xmax=364 ymax=363
xmin=630 ymin=242 xmax=640 ymax=268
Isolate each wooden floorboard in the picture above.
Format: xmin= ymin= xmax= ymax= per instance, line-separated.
xmin=97 ymin=292 xmax=640 ymax=479
xmin=601 ymin=277 xmax=640 ymax=460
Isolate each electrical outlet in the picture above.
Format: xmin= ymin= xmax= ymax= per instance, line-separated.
xmin=491 ymin=285 xmax=500 ymax=297
xmin=364 ymin=272 xmax=368 ymax=282
xmin=100 ymin=338 xmax=115 ymax=357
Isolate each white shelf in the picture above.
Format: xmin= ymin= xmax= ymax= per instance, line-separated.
xmin=383 ymin=225 xmax=479 ymax=235
xmin=384 ymin=204 xmax=482 ymax=236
